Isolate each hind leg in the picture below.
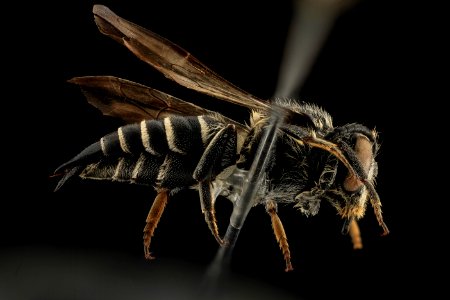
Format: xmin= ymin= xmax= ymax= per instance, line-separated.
xmin=143 ymin=189 xmax=169 ymax=259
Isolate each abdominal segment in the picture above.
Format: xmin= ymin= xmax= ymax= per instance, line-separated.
xmin=55 ymin=115 xmax=223 ymax=191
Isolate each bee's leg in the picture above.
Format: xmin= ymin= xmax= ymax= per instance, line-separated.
xmin=265 ymin=200 xmax=293 ymax=272
xmin=198 ymin=181 xmax=222 ymax=244
xmin=348 ymin=219 xmax=363 ymax=249
xmin=295 ymin=155 xmax=338 ymax=216
xmin=193 ymin=124 xmax=237 ymax=245
xmin=143 ymin=189 xmax=169 ymax=260
xmin=341 ymin=216 xmax=363 ymax=249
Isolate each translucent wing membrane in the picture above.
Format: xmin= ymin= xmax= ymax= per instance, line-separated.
xmin=69 ymin=76 xmax=210 ymax=122
xmin=92 ymin=4 xmax=270 ymax=112
xmin=68 ymin=76 xmax=246 ymax=132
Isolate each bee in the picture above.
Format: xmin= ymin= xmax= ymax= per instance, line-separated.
xmin=54 ymin=4 xmax=389 ymax=272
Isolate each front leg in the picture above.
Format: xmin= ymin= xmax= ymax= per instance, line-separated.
xmin=348 ymin=218 xmax=363 ymax=249
xmin=295 ymin=155 xmax=338 ymax=216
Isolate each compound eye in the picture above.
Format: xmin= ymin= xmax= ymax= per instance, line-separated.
xmin=343 ymin=134 xmax=373 ymax=192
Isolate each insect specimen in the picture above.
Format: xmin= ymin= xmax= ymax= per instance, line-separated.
xmin=54 ymin=4 xmax=389 ymax=272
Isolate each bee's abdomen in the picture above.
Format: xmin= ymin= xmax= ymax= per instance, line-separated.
xmin=55 ymin=116 xmax=221 ymax=190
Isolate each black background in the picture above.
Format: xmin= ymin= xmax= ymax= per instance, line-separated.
xmin=2 ymin=1 xmax=439 ymax=299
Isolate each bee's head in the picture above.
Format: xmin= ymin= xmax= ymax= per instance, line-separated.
xmin=280 ymin=119 xmax=388 ymax=235
xmin=322 ymin=123 xmax=387 ymax=234
xmin=330 ymin=125 xmax=379 ymax=194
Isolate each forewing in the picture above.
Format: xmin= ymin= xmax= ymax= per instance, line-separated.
xmin=68 ymin=76 xmax=247 ymax=132
xmin=92 ymin=4 xmax=270 ymax=112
